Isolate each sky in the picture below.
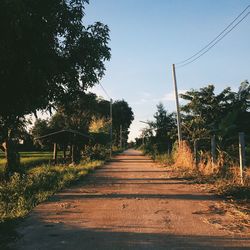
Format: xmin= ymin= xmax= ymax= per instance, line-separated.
xmin=84 ymin=0 xmax=250 ymax=141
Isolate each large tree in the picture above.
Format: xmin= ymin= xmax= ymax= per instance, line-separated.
xmin=180 ymin=85 xmax=234 ymax=141
xmin=112 ymin=100 xmax=134 ymax=147
xmin=153 ymin=103 xmax=176 ymax=152
xmin=180 ymin=81 xmax=250 ymax=150
xmin=137 ymin=103 xmax=176 ymax=154
xmin=0 ymin=0 xmax=111 ymax=175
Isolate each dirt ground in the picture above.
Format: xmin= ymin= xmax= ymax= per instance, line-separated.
xmin=10 ymin=149 xmax=250 ymax=249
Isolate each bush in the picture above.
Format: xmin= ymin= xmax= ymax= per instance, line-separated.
xmin=82 ymin=144 xmax=109 ymax=160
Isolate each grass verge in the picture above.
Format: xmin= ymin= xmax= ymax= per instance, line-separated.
xmin=0 ymin=160 xmax=104 ymax=222
xmin=163 ymin=163 xmax=250 ymax=200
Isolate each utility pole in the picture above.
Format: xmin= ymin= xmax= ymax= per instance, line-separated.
xmin=120 ymin=124 xmax=123 ymax=149
xmin=172 ymin=64 xmax=182 ymax=145
xmin=110 ymin=98 xmax=113 ymax=158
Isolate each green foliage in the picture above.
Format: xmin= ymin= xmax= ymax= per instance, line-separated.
xmin=31 ymin=119 xmax=51 ymax=149
xmin=180 ymin=85 xmax=231 ymax=141
xmin=180 ymin=81 xmax=250 ymax=145
xmin=153 ymin=102 xmax=176 ymax=153
xmin=0 ymin=160 xmax=103 ymax=222
xmin=138 ymin=103 xmax=176 ymax=156
xmin=179 ymin=81 xmax=250 ymax=167
xmin=82 ymin=144 xmax=109 ymax=161
xmin=112 ymin=100 xmax=134 ymax=147
xmin=0 ymin=152 xmax=64 ymax=176
xmin=0 ymin=0 xmax=111 ymax=118
xmin=154 ymin=153 xmax=174 ymax=165
xmin=0 ymin=0 xmax=111 ymax=175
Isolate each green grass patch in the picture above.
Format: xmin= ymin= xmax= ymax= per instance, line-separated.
xmin=0 ymin=160 xmax=103 ymax=222
xmin=0 ymin=151 xmax=65 ymax=175
xmin=154 ymin=153 xmax=174 ymax=165
xmin=0 ymin=151 xmax=63 ymax=159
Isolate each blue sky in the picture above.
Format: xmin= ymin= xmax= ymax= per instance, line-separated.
xmin=84 ymin=0 xmax=250 ymax=141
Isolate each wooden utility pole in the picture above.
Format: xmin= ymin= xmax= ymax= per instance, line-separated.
xmin=110 ymin=98 xmax=113 ymax=158
xmin=239 ymin=132 xmax=245 ymax=185
xmin=172 ymin=64 xmax=182 ymax=145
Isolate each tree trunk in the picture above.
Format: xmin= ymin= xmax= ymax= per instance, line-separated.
xmin=71 ymin=145 xmax=81 ymax=164
xmin=3 ymin=134 xmax=21 ymax=177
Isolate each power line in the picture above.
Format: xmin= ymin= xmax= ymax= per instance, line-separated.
xmin=177 ymin=11 xmax=249 ymax=68
xmin=176 ymin=5 xmax=249 ymax=65
xmin=98 ymin=83 xmax=113 ymax=158
xmin=176 ymin=5 xmax=250 ymax=68
xmin=99 ymin=82 xmax=111 ymax=100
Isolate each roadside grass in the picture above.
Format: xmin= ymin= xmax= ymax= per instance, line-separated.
xmin=0 ymin=151 xmax=64 ymax=175
xmin=141 ymin=144 xmax=250 ymax=201
xmin=0 ymin=160 xmax=104 ymax=222
xmin=154 ymin=153 xmax=174 ymax=165
xmin=147 ymin=148 xmax=250 ymax=232
xmin=166 ymin=160 xmax=250 ymax=200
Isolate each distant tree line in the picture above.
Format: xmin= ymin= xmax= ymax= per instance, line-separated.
xmin=136 ymin=80 xmax=250 ymax=161
xmin=31 ymin=94 xmax=134 ymax=162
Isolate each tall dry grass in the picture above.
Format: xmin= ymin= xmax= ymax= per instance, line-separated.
xmin=172 ymin=141 xmax=250 ymax=187
xmin=173 ymin=141 xmax=194 ymax=170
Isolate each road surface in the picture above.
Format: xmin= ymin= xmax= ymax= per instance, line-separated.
xmin=12 ymin=149 xmax=250 ymax=249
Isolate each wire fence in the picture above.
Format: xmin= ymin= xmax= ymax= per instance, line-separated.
xmin=182 ymin=132 xmax=250 ymax=184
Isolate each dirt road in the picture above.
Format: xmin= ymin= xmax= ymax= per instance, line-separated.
xmin=12 ymin=149 xmax=250 ymax=249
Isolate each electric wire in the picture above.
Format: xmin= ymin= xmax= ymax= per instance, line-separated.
xmin=176 ymin=5 xmax=250 ymax=68
xmin=99 ymin=82 xmax=112 ymax=100
xmin=176 ymin=5 xmax=249 ymax=65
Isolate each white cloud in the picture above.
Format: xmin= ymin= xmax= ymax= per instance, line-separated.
xmin=161 ymin=89 xmax=187 ymax=102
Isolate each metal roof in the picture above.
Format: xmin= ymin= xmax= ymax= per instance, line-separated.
xmin=35 ymin=129 xmax=91 ymax=140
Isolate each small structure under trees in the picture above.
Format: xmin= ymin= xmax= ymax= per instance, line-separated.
xmin=35 ymin=129 xmax=91 ymax=164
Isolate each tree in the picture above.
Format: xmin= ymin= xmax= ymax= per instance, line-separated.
xmin=31 ymin=118 xmax=55 ymax=151
xmin=137 ymin=103 xmax=176 ymax=154
xmin=0 ymin=0 xmax=111 ymax=175
xmin=112 ymin=100 xmax=134 ymax=147
xmin=153 ymin=103 xmax=176 ymax=152
xmin=217 ymin=81 xmax=250 ymax=150
xmin=180 ymin=85 xmax=234 ymax=141
xmin=180 ymin=81 xmax=250 ymax=152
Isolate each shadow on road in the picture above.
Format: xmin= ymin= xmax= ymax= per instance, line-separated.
xmin=53 ymin=193 xmax=218 ymax=201
xmin=10 ymin=218 xmax=250 ymax=250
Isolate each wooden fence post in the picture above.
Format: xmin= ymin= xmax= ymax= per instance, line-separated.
xmin=239 ymin=132 xmax=245 ymax=185
xmin=193 ymin=140 xmax=198 ymax=169
xmin=53 ymin=143 xmax=57 ymax=164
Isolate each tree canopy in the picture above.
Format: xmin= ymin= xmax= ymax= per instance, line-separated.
xmin=0 ymin=0 xmax=110 ymax=118
xmin=0 ymin=0 xmax=111 ymax=175
xmin=112 ymin=100 xmax=134 ymax=147
xmin=180 ymin=81 xmax=250 ymax=151
xmin=137 ymin=103 xmax=176 ymax=154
